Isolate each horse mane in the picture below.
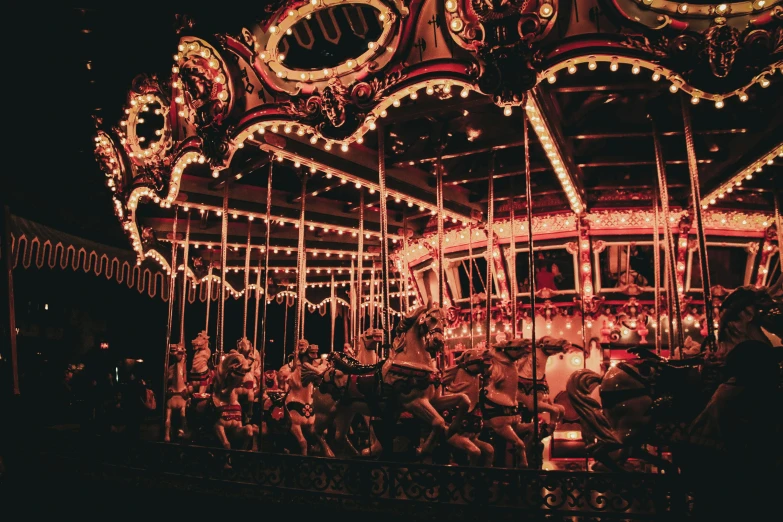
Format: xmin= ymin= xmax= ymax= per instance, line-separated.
xmin=396 ymin=305 xmax=427 ymax=335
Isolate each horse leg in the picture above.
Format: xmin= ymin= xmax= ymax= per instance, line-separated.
xmin=179 ymin=404 xmax=188 ymax=438
xmin=430 ymin=393 xmax=470 ymax=438
xmin=290 ymin=423 xmax=308 ymax=456
xmin=405 ymin=399 xmax=447 ymax=456
xmin=447 ymin=433 xmax=482 ymax=466
xmin=472 ymin=437 xmax=495 ymax=467
xmin=163 ymin=405 xmax=172 ymax=442
xmin=214 ymin=423 xmax=231 ymax=450
xmin=492 ymin=423 xmax=529 ymax=468
xmin=331 ymin=408 xmax=354 ymax=456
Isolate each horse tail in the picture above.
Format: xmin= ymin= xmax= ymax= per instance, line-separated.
xmin=566 ymin=369 xmax=619 ymax=445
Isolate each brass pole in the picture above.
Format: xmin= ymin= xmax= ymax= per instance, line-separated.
xmin=161 ymin=208 xmax=179 ymax=439
xmin=524 ymin=114 xmax=540 ymax=466
xmin=260 ymin=162 xmax=273 ymax=369
xmin=681 ymin=99 xmax=716 ymax=352
xmin=485 ymin=154 xmax=495 ymax=349
xmin=378 ymin=125 xmax=391 ymax=346
xmin=179 ymin=213 xmax=191 ymax=344
xmin=217 ymin=186 xmax=229 ymax=355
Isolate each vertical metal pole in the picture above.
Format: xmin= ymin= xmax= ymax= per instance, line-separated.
xmin=681 ymin=99 xmax=716 ymax=352
xmin=355 ymin=190 xmax=365 ymax=350
xmin=2 ymin=205 xmax=20 ymax=395
xmin=369 ymin=264 xmax=376 ymax=329
xmin=509 ymin=192 xmax=517 ymax=338
xmin=217 ymin=186 xmax=229 ymax=356
xmin=330 ymin=272 xmax=336 ymax=352
xmin=260 ymin=162 xmax=273 ymax=369
xmin=524 ymin=114 xmax=539 ymax=464
xmin=378 ymin=125 xmax=391 ymax=347
xmin=349 ymin=258 xmax=356 ymax=345
xmin=294 ymin=176 xmax=307 ymax=344
xmin=653 ymin=195 xmax=662 ymax=355
xmin=468 ymin=226 xmax=475 ymax=348
xmin=179 ymin=213 xmax=191 ymax=344
xmin=650 ymin=116 xmax=685 ymax=353
xmin=242 ymin=221 xmax=252 ymax=337
xmin=436 ymin=144 xmax=445 ymax=309
xmin=162 ymin=209 xmax=179 ymax=438
xmin=402 ymin=216 xmax=410 ymax=312
xmin=204 ymin=263 xmax=213 ymax=335
xmin=485 ymin=155 xmax=495 ymax=349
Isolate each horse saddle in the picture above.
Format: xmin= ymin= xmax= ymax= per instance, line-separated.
xmin=332 ymin=353 xmax=381 ymax=375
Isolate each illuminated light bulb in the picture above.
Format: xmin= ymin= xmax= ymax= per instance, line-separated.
xmin=409 ymin=90 xmax=418 ymax=100
xmin=759 ymin=77 xmax=770 ymax=88
xmin=588 ymin=58 xmax=597 ymax=71
xmin=445 ymin=0 xmax=457 ymax=12
xmin=393 ymin=99 xmax=400 ymax=107
xmin=547 ymin=73 xmax=556 ymax=83
xmin=394 ymin=197 xmax=401 ymax=203
xmin=652 ymin=69 xmax=661 ymax=81
xmin=426 ymin=85 xmax=435 ymax=95
xmin=691 ymin=96 xmax=700 ymax=105
xmin=340 ymin=178 xmax=347 ymax=184
xmin=610 ymin=59 xmax=618 ymax=72
xmin=715 ymin=99 xmax=724 ymax=109
xmin=355 ymin=182 xmax=362 ymax=189
xmin=276 ymin=71 xmax=285 ymax=78
xmin=341 ymin=143 xmax=349 ymax=152
xmin=408 ymin=201 xmax=414 ymax=208
xmin=678 ymin=4 xmax=688 ymax=14
xmin=540 ymin=4 xmax=553 ymax=17
xmin=568 ymin=62 xmax=577 ymax=74
xmin=503 ymin=105 xmax=513 ymax=116
xmin=753 ymin=0 xmax=766 ymax=9
xmin=324 ymin=142 xmax=332 ymax=150
xmin=449 ymin=18 xmax=464 ymax=32
xmin=212 ymin=170 xmax=220 ymax=178
xmin=369 ymin=188 xmax=376 ymax=194
xmin=669 ymin=83 xmax=679 ymax=93
xmin=285 ymin=28 xmax=292 ymax=35
xmin=368 ymin=121 xmax=377 ymax=130
xmin=346 ymin=60 xmax=354 ymax=68
xmin=380 ymin=110 xmax=387 ymax=117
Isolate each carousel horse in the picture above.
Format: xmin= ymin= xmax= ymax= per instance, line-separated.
xmin=164 ymin=343 xmax=189 ymax=442
xmin=188 ymin=331 xmax=212 ymax=398
xmin=566 ymin=278 xmax=782 ymax=472
xmin=278 ymin=354 xmax=295 ymax=393
xmin=482 ymin=338 xmax=532 ymax=467
xmin=515 ymin=336 xmax=575 ymax=425
xmin=311 ymin=328 xmax=384 ymax=456
xmin=235 ymin=337 xmax=261 ymax=422
xmin=284 ymin=340 xmax=334 ymax=457
xmin=439 ymin=348 xmax=495 ymax=466
xmin=716 ymin=276 xmax=782 ymax=357
xmin=315 ymin=304 xmax=470 ymax=458
xmin=212 ymin=350 xmax=258 ymax=450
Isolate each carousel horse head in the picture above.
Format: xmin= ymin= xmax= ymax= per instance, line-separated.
xmin=536 ymin=336 xmax=575 ymax=356
xmin=296 ymin=339 xmax=319 ymax=362
xmin=236 ymin=337 xmax=254 ymax=357
xmin=216 ymin=351 xmax=252 ymax=389
xmin=169 ymin=343 xmax=186 ymax=362
xmin=360 ymin=328 xmax=384 ymax=352
xmin=718 ymin=276 xmax=783 ymax=356
xmin=264 ymin=370 xmax=278 ymax=390
xmin=342 ymin=342 xmax=355 ymax=358
xmin=192 ymin=331 xmax=210 ymax=352
xmin=393 ymin=303 xmax=446 ymax=356
xmin=490 ymin=337 xmax=532 ymax=362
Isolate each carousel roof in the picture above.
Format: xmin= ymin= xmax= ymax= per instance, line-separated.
xmin=87 ymin=1 xmax=782 ymax=297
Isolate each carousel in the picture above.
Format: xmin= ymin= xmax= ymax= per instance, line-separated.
xmin=91 ymin=0 xmax=782 ymax=517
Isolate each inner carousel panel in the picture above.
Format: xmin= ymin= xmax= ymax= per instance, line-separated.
xmin=38 ymin=0 xmax=781 ymax=518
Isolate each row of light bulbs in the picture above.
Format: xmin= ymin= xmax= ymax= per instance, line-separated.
xmin=701 ymin=145 xmax=783 ymax=209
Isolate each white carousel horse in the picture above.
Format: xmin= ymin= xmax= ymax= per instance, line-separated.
xmin=515 ymin=336 xmax=574 ymax=426
xmin=284 ymin=340 xmax=334 ymax=457
xmin=235 ymin=337 xmax=261 ymax=422
xmin=481 ymin=338 xmax=531 ymax=467
xmin=311 ymin=328 xmax=384 ymax=456
xmin=314 ymin=305 xmax=470 ymax=458
xmin=439 ymin=348 xmax=495 ymax=466
xmin=566 ymin=278 xmax=782 ymax=472
xmin=164 ymin=343 xmax=189 ymax=442
xmin=212 ymin=350 xmax=258 ymax=450
xmin=188 ymin=331 xmax=212 ymax=398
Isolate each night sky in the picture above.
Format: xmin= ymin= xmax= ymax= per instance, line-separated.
xmin=4 ymin=6 xmax=339 ymax=388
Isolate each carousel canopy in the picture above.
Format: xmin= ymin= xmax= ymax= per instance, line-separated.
xmin=85 ymin=1 xmax=781 ymax=324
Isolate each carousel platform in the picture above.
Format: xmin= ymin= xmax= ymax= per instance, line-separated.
xmin=4 ymin=425 xmax=697 ymax=521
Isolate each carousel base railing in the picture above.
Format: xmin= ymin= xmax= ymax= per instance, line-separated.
xmin=33 ymin=431 xmax=695 ymax=520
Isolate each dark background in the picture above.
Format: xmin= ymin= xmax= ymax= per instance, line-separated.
xmin=2 ymin=5 xmax=342 ymax=395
